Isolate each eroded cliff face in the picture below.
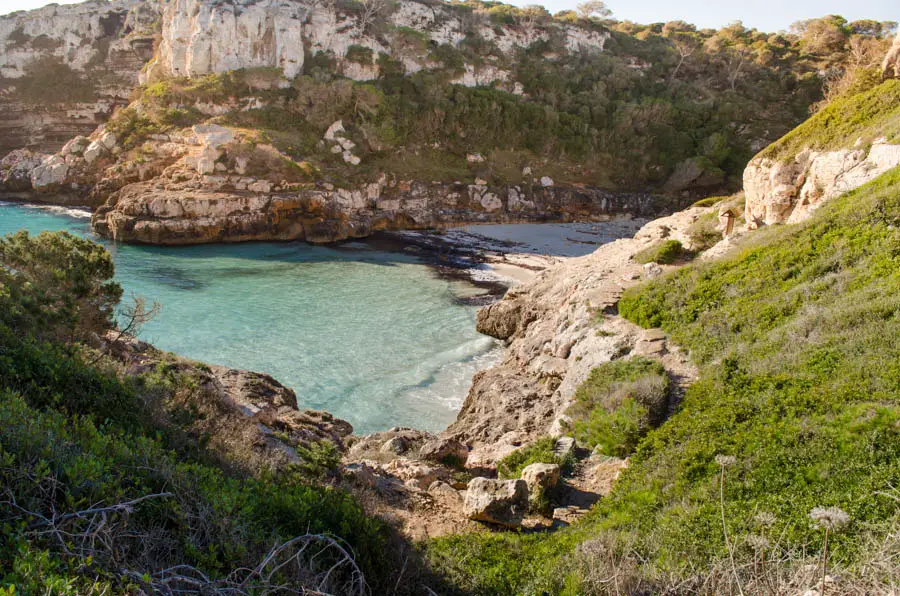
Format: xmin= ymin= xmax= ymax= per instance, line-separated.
xmin=743 ymin=140 xmax=900 ymax=226
xmin=0 ymin=0 xmax=160 ymax=154
xmin=142 ymin=0 xmax=608 ymax=89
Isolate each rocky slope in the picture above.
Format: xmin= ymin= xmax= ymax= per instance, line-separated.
xmin=102 ymin=330 xmax=354 ymax=473
xmin=1 ymin=120 xmax=668 ymax=243
xmin=0 ymin=0 xmax=159 ymax=154
xmin=744 ymin=138 xmax=900 ymax=226
xmin=441 ymin=207 xmax=705 ymax=467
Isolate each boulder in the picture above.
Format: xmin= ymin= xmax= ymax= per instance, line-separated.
xmin=521 ymin=463 xmax=561 ymax=493
xmin=428 ymin=481 xmax=464 ymax=506
xmin=540 ymin=176 xmax=554 ymax=187
xmin=324 ymin=120 xmax=345 ymax=141
xmin=419 ymin=437 xmax=469 ymax=466
xmin=642 ymin=262 xmax=662 ymax=279
xmin=463 ymin=477 xmax=529 ymax=526
xmin=381 ymin=436 xmax=408 ymax=455
xmin=554 ymin=436 xmax=576 ymax=459
xmin=83 ymin=140 xmax=106 ymax=164
xmin=476 ymin=300 xmax=522 ymax=340
xmin=30 ymin=156 xmax=69 ymax=190
xmin=0 ymin=149 xmax=47 ymax=191
xmin=61 ymin=136 xmax=90 ymax=157
xmin=385 ymin=460 xmax=443 ymax=489
xmin=343 ymin=462 xmax=377 ymax=488
xmin=192 ymin=123 xmax=234 ymax=149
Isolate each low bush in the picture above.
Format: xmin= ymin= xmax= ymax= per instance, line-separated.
xmin=567 ymin=358 xmax=670 ymax=457
xmin=633 ymin=239 xmax=684 ymax=264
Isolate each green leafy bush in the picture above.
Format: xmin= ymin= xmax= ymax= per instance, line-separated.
xmin=633 ymin=239 xmax=684 ymax=264
xmin=15 ymin=57 xmax=96 ymax=104
xmin=567 ymin=358 xmax=670 ymax=457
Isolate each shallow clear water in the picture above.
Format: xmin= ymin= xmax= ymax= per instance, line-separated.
xmin=0 ymin=202 xmax=500 ymax=434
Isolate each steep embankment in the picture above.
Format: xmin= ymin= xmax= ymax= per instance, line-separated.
xmin=442 ymin=208 xmax=706 ymax=467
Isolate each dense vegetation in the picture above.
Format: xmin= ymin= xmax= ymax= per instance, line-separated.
xmin=428 ymin=168 xmax=900 ymax=594
xmin=0 ymin=231 xmax=408 ymax=594
xmin=101 ymin=9 xmax=895 ymax=193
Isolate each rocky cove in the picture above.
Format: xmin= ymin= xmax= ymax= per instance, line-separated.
xmin=3 ymin=0 xmax=900 ymax=588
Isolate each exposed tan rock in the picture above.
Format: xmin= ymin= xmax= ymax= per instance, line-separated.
xmin=743 ymin=140 xmax=900 ymax=227
xmin=463 ymin=477 xmax=529 ymax=527
xmin=521 ymin=463 xmax=561 ymax=493
xmin=418 ymin=437 xmax=469 ymax=466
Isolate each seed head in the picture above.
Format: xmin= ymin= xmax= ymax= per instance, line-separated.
xmin=715 ymin=454 xmax=737 ymax=468
xmin=754 ymin=511 xmax=777 ymax=527
xmin=746 ymin=534 xmax=770 ymax=550
xmin=809 ymin=506 xmax=850 ymax=531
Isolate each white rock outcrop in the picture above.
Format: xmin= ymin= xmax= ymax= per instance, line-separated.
xmin=744 ymin=139 xmax=900 ymax=226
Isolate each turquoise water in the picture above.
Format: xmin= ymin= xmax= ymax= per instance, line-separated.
xmin=0 ymin=202 xmax=500 ymax=434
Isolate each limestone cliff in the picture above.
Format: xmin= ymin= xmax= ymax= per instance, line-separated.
xmin=0 ymin=0 xmax=160 ymax=154
xmin=744 ymin=139 xmax=900 ymax=226
xmin=142 ymin=0 xmax=608 ymax=87
xmin=743 ymin=79 xmax=900 ymax=227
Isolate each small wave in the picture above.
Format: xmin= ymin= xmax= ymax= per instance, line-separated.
xmin=394 ymin=338 xmax=504 ymax=410
xmin=20 ymin=203 xmax=92 ymax=219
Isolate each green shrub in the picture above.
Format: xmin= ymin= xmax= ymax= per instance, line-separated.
xmin=497 ymin=436 xmax=576 ymax=479
xmin=685 ymin=210 xmax=722 ymax=251
xmin=633 ymin=239 xmax=684 ymax=264
xmin=105 ymin=107 xmax=162 ymax=149
xmin=567 ymin=358 xmax=669 ymax=457
xmin=614 ymin=166 xmax=900 ymax=561
xmin=15 ymin=57 xmax=96 ymax=104
xmin=345 ymin=44 xmax=375 ymax=65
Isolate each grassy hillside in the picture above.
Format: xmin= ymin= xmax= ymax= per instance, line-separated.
xmin=758 ymin=78 xmax=900 ymax=161
xmin=427 ymin=167 xmax=900 ymax=594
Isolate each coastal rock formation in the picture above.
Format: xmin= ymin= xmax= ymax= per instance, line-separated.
xmin=444 ymin=209 xmax=703 ymax=466
xmin=1 ymin=121 xmax=667 ymax=244
xmin=743 ymin=139 xmax=900 ymax=226
xmin=0 ymin=0 xmax=159 ymax=154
